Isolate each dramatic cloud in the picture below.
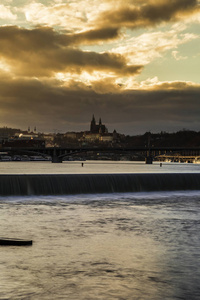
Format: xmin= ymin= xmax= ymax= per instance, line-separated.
xmin=22 ymin=0 xmax=107 ymax=30
xmin=111 ymin=29 xmax=198 ymax=65
xmin=71 ymin=27 xmax=122 ymax=45
xmin=0 ymin=26 xmax=142 ymax=77
xmin=19 ymin=0 xmax=200 ymax=33
xmin=0 ymin=0 xmax=199 ymax=134
xmin=0 ymin=4 xmax=17 ymax=20
xmin=0 ymin=74 xmax=200 ymax=134
xmin=96 ymin=0 xmax=199 ymax=29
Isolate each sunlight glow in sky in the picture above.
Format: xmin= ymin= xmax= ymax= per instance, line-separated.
xmin=0 ymin=0 xmax=200 ymax=134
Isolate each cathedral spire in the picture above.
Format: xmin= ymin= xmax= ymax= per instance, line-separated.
xmin=90 ymin=114 xmax=96 ymax=132
xmin=90 ymin=115 xmax=108 ymax=133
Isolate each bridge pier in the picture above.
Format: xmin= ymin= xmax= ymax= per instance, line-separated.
xmin=145 ymin=156 xmax=153 ymax=164
xmin=52 ymin=148 xmax=63 ymax=163
xmin=145 ymin=133 xmax=153 ymax=164
xmin=52 ymin=156 xmax=62 ymax=163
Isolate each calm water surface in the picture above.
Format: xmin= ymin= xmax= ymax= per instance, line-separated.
xmin=0 ymin=160 xmax=200 ymax=174
xmin=0 ymin=162 xmax=200 ymax=299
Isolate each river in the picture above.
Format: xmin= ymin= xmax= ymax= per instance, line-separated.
xmin=0 ymin=161 xmax=200 ymax=299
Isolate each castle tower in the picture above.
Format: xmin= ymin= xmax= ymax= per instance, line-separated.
xmin=90 ymin=115 xmax=96 ymax=133
xmin=90 ymin=115 xmax=108 ymax=134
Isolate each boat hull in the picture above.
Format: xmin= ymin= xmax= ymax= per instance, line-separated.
xmin=0 ymin=238 xmax=32 ymax=246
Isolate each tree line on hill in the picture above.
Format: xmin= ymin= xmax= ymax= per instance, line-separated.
xmin=122 ymin=130 xmax=200 ymax=147
xmin=0 ymin=127 xmax=200 ymax=147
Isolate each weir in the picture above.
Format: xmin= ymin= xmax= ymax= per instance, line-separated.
xmin=0 ymin=173 xmax=200 ymax=196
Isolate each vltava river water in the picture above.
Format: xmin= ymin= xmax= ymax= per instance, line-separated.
xmin=0 ymin=160 xmax=200 ymax=174
xmin=0 ymin=162 xmax=200 ymax=299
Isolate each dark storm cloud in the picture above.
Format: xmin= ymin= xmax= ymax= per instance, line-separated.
xmin=0 ymin=25 xmax=120 ymax=49
xmin=0 ymin=26 xmax=141 ymax=76
xmin=96 ymin=0 xmax=199 ymax=29
xmin=72 ymin=27 xmax=121 ymax=44
xmin=0 ymin=75 xmax=200 ymax=134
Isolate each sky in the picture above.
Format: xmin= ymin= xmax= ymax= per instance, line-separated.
xmin=0 ymin=0 xmax=200 ymax=135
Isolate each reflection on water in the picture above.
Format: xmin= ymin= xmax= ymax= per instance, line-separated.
xmin=0 ymin=192 xmax=200 ymax=299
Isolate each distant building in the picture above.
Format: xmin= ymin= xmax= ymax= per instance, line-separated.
xmin=84 ymin=133 xmax=101 ymax=142
xmin=42 ymin=133 xmax=55 ymax=147
xmin=64 ymin=132 xmax=79 ymax=140
xmin=99 ymin=135 xmax=113 ymax=142
xmin=90 ymin=115 xmax=108 ymax=134
xmin=2 ymin=133 xmax=45 ymax=148
xmin=77 ymin=116 xmax=119 ymax=144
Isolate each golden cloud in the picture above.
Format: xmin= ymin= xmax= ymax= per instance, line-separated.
xmin=0 ymin=26 xmax=142 ymax=77
xmin=0 ymin=74 xmax=200 ymax=134
xmin=95 ymin=0 xmax=199 ymax=29
xmin=0 ymin=4 xmax=17 ymax=20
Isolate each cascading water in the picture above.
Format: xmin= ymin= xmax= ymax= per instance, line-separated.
xmin=0 ymin=173 xmax=200 ymax=195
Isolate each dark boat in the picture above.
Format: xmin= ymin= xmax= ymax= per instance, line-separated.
xmin=0 ymin=238 xmax=32 ymax=246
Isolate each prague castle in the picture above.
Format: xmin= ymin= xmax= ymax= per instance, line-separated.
xmin=90 ymin=115 xmax=108 ymax=134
